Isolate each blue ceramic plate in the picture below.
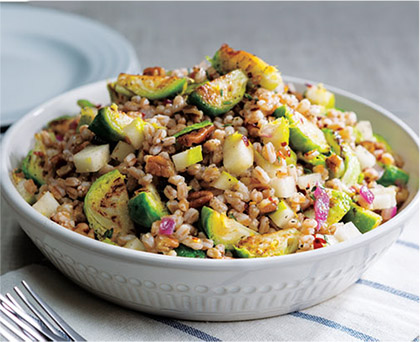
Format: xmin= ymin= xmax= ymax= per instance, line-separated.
xmin=0 ymin=4 xmax=140 ymax=126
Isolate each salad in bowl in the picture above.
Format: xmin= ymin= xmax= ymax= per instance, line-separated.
xmin=12 ymin=44 xmax=410 ymax=260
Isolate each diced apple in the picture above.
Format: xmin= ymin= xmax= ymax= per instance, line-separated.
xmin=355 ymin=145 xmax=376 ymax=170
xmin=324 ymin=234 xmax=339 ymax=246
xmin=32 ymin=191 xmax=60 ymax=217
xmin=172 ymin=146 xmax=203 ymax=171
xmin=297 ymin=173 xmax=322 ymax=190
xmin=111 ymin=141 xmax=135 ymax=162
xmin=254 ymin=148 xmax=283 ymax=177
xmin=305 ymin=83 xmax=335 ymax=108
xmin=270 ymin=176 xmax=297 ymax=198
xmin=369 ymin=187 xmax=397 ymax=210
xmin=260 ymin=117 xmax=289 ymax=150
xmin=211 ymin=171 xmax=238 ymax=190
xmin=123 ymin=117 xmax=145 ymax=149
xmin=355 ymin=121 xmax=374 ymax=141
xmin=12 ymin=173 xmax=36 ymax=204
xmin=269 ymin=200 xmax=296 ymax=228
xmin=334 ymin=222 xmax=362 ymax=242
xmin=124 ymin=237 xmax=146 ymax=251
xmin=73 ymin=144 xmax=110 ymax=173
xmin=223 ymin=133 xmax=254 ymax=175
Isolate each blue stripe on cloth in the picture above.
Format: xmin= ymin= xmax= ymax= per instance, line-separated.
xmin=356 ymin=279 xmax=419 ymax=302
xmin=396 ymin=239 xmax=419 ymax=250
xmin=148 ymin=315 xmax=221 ymax=341
xmin=290 ymin=311 xmax=378 ymax=341
xmin=412 ymin=336 xmax=419 ymax=342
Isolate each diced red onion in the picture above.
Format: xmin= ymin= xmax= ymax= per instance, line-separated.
xmin=69 ymin=120 xmax=78 ymax=130
xmin=381 ymin=206 xmax=397 ymax=221
xmin=373 ymin=163 xmax=385 ymax=178
xmin=56 ymin=134 xmax=64 ymax=141
xmin=359 ymin=185 xmax=374 ymax=205
xmin=313 ymin=183 xmax=330 ymax=231
xmin=159 ymin=217 xmax=175 ymax=235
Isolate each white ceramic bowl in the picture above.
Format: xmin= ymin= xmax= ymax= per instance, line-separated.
xmin=1 ymin=77 xmax=418 ymax=321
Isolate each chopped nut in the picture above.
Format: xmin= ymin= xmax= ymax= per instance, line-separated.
xmin=143 ymin=66 xmax=166 ymax=76
xmin=326 ymin=154 xmax=343 ymax=174
xmin=177 ymin=125 xmax=216 ymax=147
xmin=145 ymin=155 xmax=176 ymax=178
xmin=257 ymin=198 xmax=278 ymax=214
xmin=188 ymin=190 xmax=214 ymax=208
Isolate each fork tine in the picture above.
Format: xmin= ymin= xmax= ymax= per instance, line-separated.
xmin=1 ymin=294 xmax=42 ymax=333
xmin=21 ymin=281 xmax=86 ymax=342
xmin=1 ymin=294 xmax=67 ymax=342
xmin=0 ymin=323 xmax=19 ymax=342
xmin=0 ymin=315 xmax=32 ymax=342
xmin=6 ymin=293 xmax=24 ymax=312
xmin=13 ymin=286 xmax=65 ymax=339
xmin=0 ymin=305 xmax=46 ymax=342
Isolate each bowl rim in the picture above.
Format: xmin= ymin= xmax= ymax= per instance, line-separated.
xmin=1 ymin=76 xmax=419 ymax=271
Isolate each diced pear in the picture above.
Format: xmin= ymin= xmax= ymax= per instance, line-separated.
xmin=211 ymin=171 xmax=239 ymax=190
xmin=355 ymin=121 xmax=374 ymax=141
xmin=270 ymin=176 xmax=296 ymax=198
xmin=111 ymin=141 xmax=135 ymax=162
xmin=223 ymin=133 xmax=254 ymax=175
xmin=73 ymin=144 xmax=110 ymax=173
xmin=254 ymin=149 xmax=283 ymax=177
xmin=269 ymin=200 xmax=296 ymax=228
xmin=123 ymin=117 xmax=146 ymax=149
xmin=297 ymin=173 xmax=322 ymax=190
xmin=12 ymin=173 xmax=36 ymax=204
xmin=124 ymin=238 xmax=146 ymax=251
xmin=369 ymin=187 xmax=397 ymax=210
xmin=334 ymin=222 xmax=362 ymax=242
xmin=305 ymin=83 xmax=335 ymax=108
xmin=32 ymin=191 xmax=60 ymax=217
xmin=261 ymin=117 xmax=289 ymax=150
xmin=172 ymin=146 xmax=203 ymax=171
xmin=355 ymin=145 xmax=376 ymax=170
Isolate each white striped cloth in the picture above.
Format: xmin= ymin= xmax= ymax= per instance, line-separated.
xmin=1 ymin=215 xmax=418 ymax=341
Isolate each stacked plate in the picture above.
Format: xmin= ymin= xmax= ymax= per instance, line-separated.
xmin=1 ymin=4 xmax=140 ymax=127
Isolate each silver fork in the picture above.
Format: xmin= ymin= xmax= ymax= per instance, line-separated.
xmin=0 ymin=281 xmax=85 ymax=341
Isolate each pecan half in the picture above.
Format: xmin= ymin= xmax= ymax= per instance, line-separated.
xmin=143 ymin=66 xmax=166 ymax=76
xmin=145 ymin=155 xmax=176 ymax=178
xmin=177 ymin=125 xmax=216 ymax=147
xmin=360 ymin=140 xmax=386 ymax=154
xmin=245 ymin=123 xmax=260 ymax=137
xmin=326 ymin=154 xmax=343 ymax=175
xmin=188 ymin=190 xmax=214 ymax=208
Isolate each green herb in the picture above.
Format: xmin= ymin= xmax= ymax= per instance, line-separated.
xmin=244 ymin=93 xmax=253 ymax=100
xmin=228 ymin=213 xmax=237 ymax=221
xmin=103 ymin=238 xmax=117 ymax=245
xmin=220 ymin=89 xmax=224 ymax=96
xmin=303 ymin=168 xmax=312 ymax=174
xmin=77 ymin=99 xmax=96 ymax=108
xmin=103 ymin=228 xmax=114 ymax=239
xmin=309 ymin=193 xmax=316 ymax=201
xmin=173 ymin=120 xmax=213 ymax=138
xmin=223 ymin=101 xmax=232 ymax=105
